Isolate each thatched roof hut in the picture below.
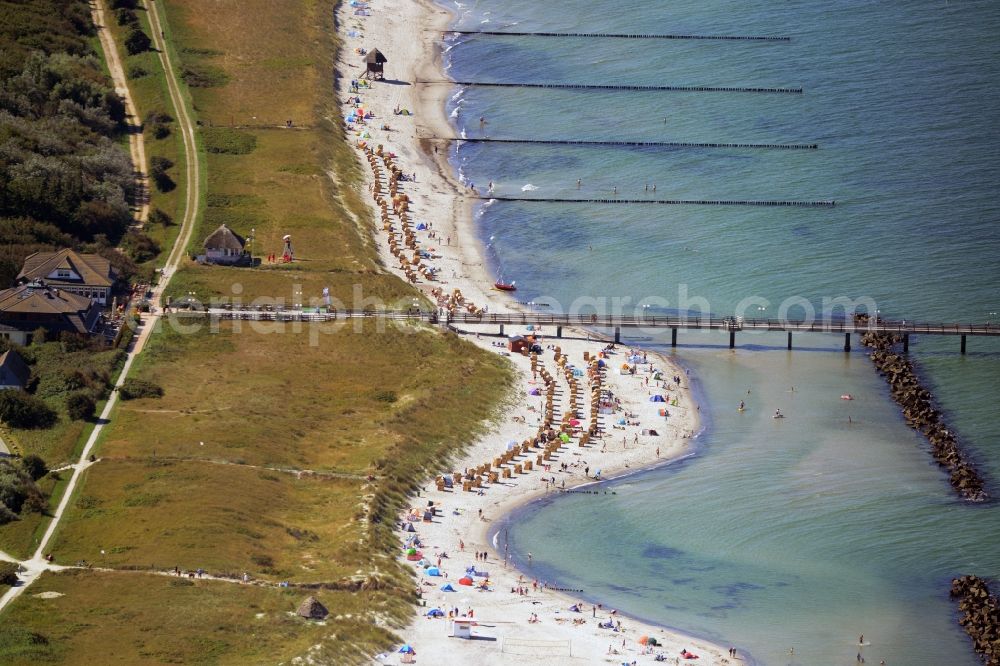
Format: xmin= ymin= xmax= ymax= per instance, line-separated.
xmin=296 ymin=596 xmax=328 ymax=620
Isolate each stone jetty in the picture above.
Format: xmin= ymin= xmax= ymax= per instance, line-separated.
xmin=950 ymin=575 xmax=1000 ymax=664
xmin=859 ymin=321 xmax=987 ymax=502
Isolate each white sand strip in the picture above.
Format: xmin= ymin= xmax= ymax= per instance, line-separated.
xmin=333 ymin=1 xmax=737 ymax=664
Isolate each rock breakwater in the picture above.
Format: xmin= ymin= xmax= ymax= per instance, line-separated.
xmin=859 ymin=325 xmax=988 ymax=502
xmin=950 ymin=575 xmax=1000 ymax=664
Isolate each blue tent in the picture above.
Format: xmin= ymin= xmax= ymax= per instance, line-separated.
xmin=426 ymin=608 xmax=444 ymax=617
xmin=441 ymin=583 xmax=456 ymax=592
xmin=416 ymin=222 xmax=428 ymax=230
xmin=650 ymin=395 xmax=666 ymax=402
xmin=426 ymin=567 xmax=441 ymax=576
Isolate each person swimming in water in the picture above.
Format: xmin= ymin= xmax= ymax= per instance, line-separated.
xmin=774 ymin=409 xmax=784 ymax=418
xmin=739 ymin=400 xmax=745 ymax=411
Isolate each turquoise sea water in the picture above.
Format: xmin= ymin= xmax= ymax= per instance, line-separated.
xmin=441 ymin=1 xmax=1000 ymax=663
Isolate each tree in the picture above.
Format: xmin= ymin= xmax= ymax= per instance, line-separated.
xmin=20 ymin=454 xmax=48 ymax=481
xmin=0 ymin=390 xmax=57 ymax=429
xmin=124 ymin=29 xmax=151 ymax=56
xmin=66 ymin=391 xmax=96 ymax=421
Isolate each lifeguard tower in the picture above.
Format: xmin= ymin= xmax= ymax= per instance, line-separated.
xmin=364 ymin=48 xmax=387 ymax=80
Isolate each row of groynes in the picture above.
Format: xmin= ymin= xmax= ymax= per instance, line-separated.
xmin=950 ymin=576 xmax=1000 ymax=664
xmin=858 ymin=324 xmax=987 ymax=502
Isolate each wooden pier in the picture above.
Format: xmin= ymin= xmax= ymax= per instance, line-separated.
xmin=193 ymin=307 xmax=1000 ymax=354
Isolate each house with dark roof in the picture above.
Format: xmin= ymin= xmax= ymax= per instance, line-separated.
xmin=0 ymin=281 xmax=101 ymax=345
xmin=17 ymin=249 xmax=117 ymax=305
xmin=202 ymin=224 xmax=247 ymax=265
xmin=0 ymin=348 xmax=30 ymax=390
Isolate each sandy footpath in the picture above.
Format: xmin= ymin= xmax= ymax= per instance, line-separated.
xmin=333 ymin=1 xmax=736 ymax=664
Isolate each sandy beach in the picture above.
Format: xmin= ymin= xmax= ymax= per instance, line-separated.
xmin=333 ymin=1 xmax=735 ymax=663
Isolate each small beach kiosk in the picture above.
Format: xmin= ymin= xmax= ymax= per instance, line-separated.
xmin=451 ymin=618 xmax=477 ymax=639
xmin=364 ymin=48 xmax=387 ymax=80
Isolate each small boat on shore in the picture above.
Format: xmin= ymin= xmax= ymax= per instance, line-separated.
xmin=494 ymin=280 xmax=517 ymax=291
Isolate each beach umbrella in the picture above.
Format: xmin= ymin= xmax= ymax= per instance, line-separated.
xmin=529 ymin=388 xmax=541 ymax=396
xmin=569 ymin=419 xmax=581 ymax=426
xmin=399 ymin=644 xmax=415 ymax=654
xmin=638 ymin=635 xmax=649 ymax=645
xmin=559 ymin=432 xmax=570 ymax=443
xmin=283 ymin=234 xmax=292 ymax=241
xmin=458 ymin=576 xmax=474 ymax=586
xmin=406 ymin=547 xmax=417 ymax=555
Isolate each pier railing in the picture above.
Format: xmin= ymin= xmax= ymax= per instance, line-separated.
xmin=176 ymin=306 xmax=999 ymax=352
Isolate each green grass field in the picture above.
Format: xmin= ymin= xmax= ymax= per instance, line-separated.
xmin=0 ymin=569 xmax=390 ymax=665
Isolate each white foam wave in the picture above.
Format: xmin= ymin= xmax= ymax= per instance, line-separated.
xmin=521 ymin=184 xmax=538 ymax=191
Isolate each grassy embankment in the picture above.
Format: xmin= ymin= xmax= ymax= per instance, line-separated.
xmin=93 ymin=0 xmax=190 ymax=257
xmin=0 ymin=1 xmax=512 ymax=663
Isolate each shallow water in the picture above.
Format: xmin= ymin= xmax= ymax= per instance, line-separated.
xmin=442 ymin=1 xmax=1000 ymax=663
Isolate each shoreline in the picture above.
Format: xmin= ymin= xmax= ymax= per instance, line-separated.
xmin=332 ymin=1 xmax=736 ymax=663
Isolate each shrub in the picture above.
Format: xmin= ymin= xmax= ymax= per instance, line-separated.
xmin=59 ymin=332 xmax=91 ymax=353
xmin=144 ymin=111 xmax=173 ymax=139
xmin=181 ymin=63 xmax=228 ymax=88
xmin=148 ymin=208 xmax=173 ymax=227
xmin=203 ymin=128 xmax=257 ymax=154
xmin=0 ymin=458 xmax=46 ymax=519
xmin=128 ymin=64 xmax=149 ymax=79
xmin=150 ymin=156 xmax=176 ymax=193
xmin=110 ymin=0 xmax=138 ymax=8
xmin=124 ymin=28 xmax=151 ymax=55
xmin=116 ymin=8 xmax=138 ymax=26
xmin=122 ymin=230 xmax=160 ymax=263
xmin=120 ymin=378 xmax=164 ymax=400
xmin=20 ymin=454 xmax=48 ymax=482
xmin=373 ymin=390 xmax=398 ymax=403
xmin=0 ymin=391 xmax=57 ymax=429
xmin=0 ymin=503 xmax=18 ymax=525
xmin=0 ymin=561 xmax=18 ymax=586
xmin=66 ymin=391 xmax=96 ymax=421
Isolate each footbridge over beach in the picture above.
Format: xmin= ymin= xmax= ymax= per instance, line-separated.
xmin=191 ymin=307 xmax=1000 ymax=354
